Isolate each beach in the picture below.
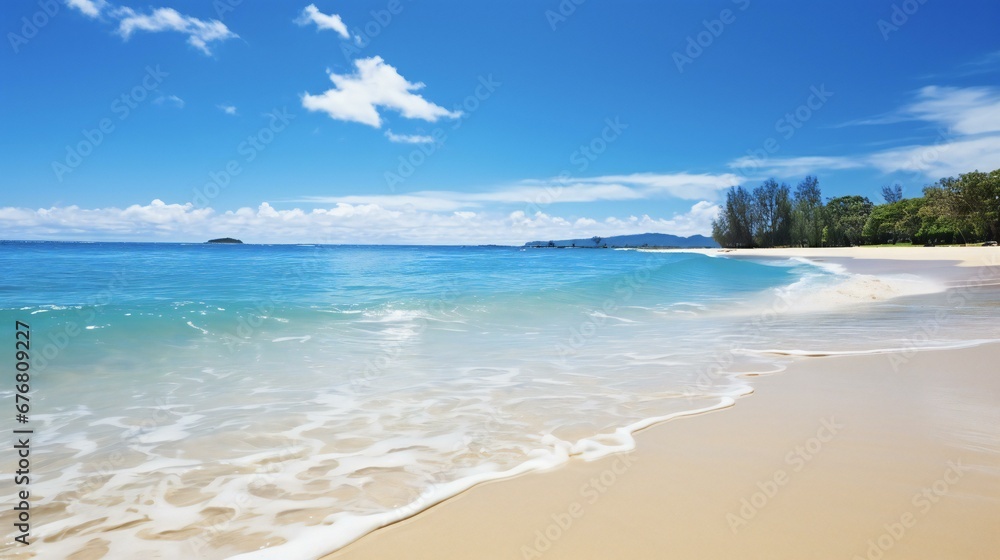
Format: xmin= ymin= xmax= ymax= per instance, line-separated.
xmin=3 ymin=244 xmax=999 ymax=559
xmin=325 ymin=247 xmax=1000 ymax=560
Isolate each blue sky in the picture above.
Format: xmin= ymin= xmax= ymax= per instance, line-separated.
xmin=2 ymin=0 xmax=999 ymax=243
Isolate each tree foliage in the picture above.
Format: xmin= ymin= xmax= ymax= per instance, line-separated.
xmin=712 ymin=168 xmax=999 ymax=248
xmin=824 ymin=195 xmax=874 ymax=246
xmin=881 ymin=184 xmax=903 ymax=204
xmin=712 ymin=186 xmax=756 ymax=247
xmin=791 ymin=175 xmax=823 ymax=246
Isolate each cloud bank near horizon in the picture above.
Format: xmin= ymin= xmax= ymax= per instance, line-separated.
xmin=0 ymin=199 xmax=720 ymax=245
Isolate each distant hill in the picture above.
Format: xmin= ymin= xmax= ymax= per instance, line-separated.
xmin=524 ymin=233 xmax=719 ymax=248
xmin=206 ymin=237 xmax=244 ymax=244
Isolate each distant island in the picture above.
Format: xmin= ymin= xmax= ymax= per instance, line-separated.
xmin=206 ymin=238 xmax=244 ymax=244
xmin=525 ymin=233 xmax=719 ymax=249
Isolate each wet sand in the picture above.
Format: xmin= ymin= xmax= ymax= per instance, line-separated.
xmin=322 ymin=248 xmax=1000 ymax=560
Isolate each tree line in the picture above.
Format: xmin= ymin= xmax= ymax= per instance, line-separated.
xmin=711 ymin=168 xmax=1000 ymax=247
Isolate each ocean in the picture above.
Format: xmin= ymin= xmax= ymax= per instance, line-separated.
xmin=2 ymin=242 xmax=998 ymax=559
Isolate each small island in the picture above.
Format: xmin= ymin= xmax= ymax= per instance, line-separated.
xmin=206 ymin=237 xmax=243 ymax=244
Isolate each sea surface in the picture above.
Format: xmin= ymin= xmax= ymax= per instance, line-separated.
xmin=1 ymin=242 xmax=998 ymax=559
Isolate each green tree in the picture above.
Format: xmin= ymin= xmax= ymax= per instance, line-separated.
xmin=752 ymin=179 xmax=792 ymax=247
xmin=918 ymin=184 xmax=972 ymax=244
xmin=712 ymin=186 xmax=756 ymax=247
xmin=824 ymin=195 xmax=873 ymax=246
xmin=927 ymin=170 xmax=1000 ymax=241
xmin=791 ymin=175 xmax=823 ymax=246
xmin=862 ymin=198 xmax=924 ymax=244
xmin=881 ymin=184 xmax=903 ymax=203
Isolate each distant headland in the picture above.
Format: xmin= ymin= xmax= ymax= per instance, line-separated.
xmin=206 ymin=238 xmax=244 ymax=244
xmin=524 ymin=233 xmax=719 ymax=249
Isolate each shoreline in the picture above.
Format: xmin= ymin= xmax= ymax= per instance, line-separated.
xmin=327 ymin=342 xmax=1000 ymax=560
xmin=322 ymin=248 xmax=1000 ymax=560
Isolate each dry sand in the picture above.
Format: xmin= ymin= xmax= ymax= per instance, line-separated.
xmin=323 ymin=248 xmax=1000 ymax=560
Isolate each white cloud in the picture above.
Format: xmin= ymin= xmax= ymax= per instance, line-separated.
xmin=385 ymin=130 xmax=435 ymax=144
xmin=154 ymin=94 xmax=184 ymax=108
xmin=302 ymin=56 xmax=462 ymax=128
xmin=294 ymin=184 xmax=644 ymax=212
xmin=0 ymin=200 xmax=718 ymax=244
xmin=66 ymin=0 xmax=107 ymax=18
xmin=906 ymin=86 xmax=1000 ymax=135
xmin=738 ymin=85 xmax=1000 ymax=180
xmin=577 ymin=172 xmax=742 ymax=200
xmin=508 ymin=202 xmax=719 ymax=240
xmin=866 ymin=135 xmax=1000 ymax=178
xmin=294 ymin=4 xmax=350 ymax=39
xmin=834 ymin=86 xmax=1000 ymax=136
xmin=114 ymin=7 xmax=237 ymax=55
xmin=727 ymin=155 xmax=863 ymax=178
xmin=218 ymin=104 xmax=238 ymax=115
xmin=292 ymin=172 xmax=739 ymax=212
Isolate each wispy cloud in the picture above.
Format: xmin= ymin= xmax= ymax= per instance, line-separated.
xmin=291 ymin=172 xmax=738 ymax=213
xmin=574 ymin=172 xmax=742 ymax=200
xmin=0 ymin=199 xmax=720 ymax=244
xmin=741 ymin=85 xmax=1000 ymax=180
xmin=906 ymin=85 xmax=1000 ymax=135
xmin=385 ymin=130 xmax=435 ymax=144
xmin=66 ymin=1 xmax=238 ymax=55
xmin=958 ymin=50 xmax=1000 ymax=76
xmin=294 ymin=4 xmax=350 ymax=39
xmin=728 ymin=155 xmax=863 ymax=177
xmin=832 ymin=113 xmax=909 ymax=128
xmin=302 ymin=56 xmax=462 ymax=128
xmin=218 ymin=104 xmax=238 ymax=115
xmin=835 ymin=85 xmax=1000 ymax=134
xmin=114 ymin=7 xmax=238 ymax=55
xmin=295 ymin=184 xmax=643 ymax=212
xmin=65 ymin=0 xmax=108 ymax=18
xmin=154 ymin=94 xmax=184 ymax=108
xmin=866 ymin=135 xmax=1000 ymax=178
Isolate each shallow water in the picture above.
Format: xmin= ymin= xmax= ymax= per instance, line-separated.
xmin=1 ymin=242 xmax=997 ymax=559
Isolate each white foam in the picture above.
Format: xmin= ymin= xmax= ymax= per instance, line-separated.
xmin=271 ymin=335 xmax=312 ymax=343
xmin=744 ymin=338 xmax=1000 ymax=357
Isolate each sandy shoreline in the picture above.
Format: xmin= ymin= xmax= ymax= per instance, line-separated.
xmin=324 ymin=248 xmax=1000 ymax=560
xmin=664 ymin=246 xmax=1000 ymax=284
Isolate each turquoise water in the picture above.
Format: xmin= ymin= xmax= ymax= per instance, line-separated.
xmin=1 ymin=242 xmax=997 ymax=559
